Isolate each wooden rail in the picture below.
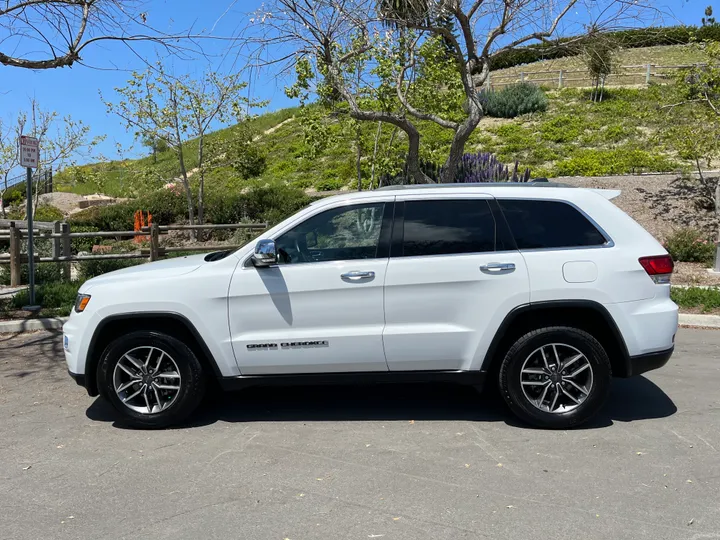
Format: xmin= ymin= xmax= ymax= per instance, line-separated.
xmin=0 ymin=221 xmax=267 ymax=286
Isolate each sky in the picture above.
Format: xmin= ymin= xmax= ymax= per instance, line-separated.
xmin=0 ymin=0 xmax=712 ymax=173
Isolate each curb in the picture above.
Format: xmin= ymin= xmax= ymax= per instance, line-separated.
xmin=1 ymin=314 xmax=718 ymax=334
xmin=679 ymin=313 xmax=720 ymax=329
xmin=0 ymin=317 xmax=68 ymax=334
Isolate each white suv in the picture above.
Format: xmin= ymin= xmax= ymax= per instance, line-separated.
xmin=63 ymin=183 xmax=678 ymax=429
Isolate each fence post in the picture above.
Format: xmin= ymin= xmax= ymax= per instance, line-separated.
xmin=9 ymin=223 xmax=21 ymax=287
xmin=52 ymin=220 xmax=61 ymax=260
xmin=520 ymin=71 xmax=525 ymax=82
xmin=558 ymin=70 xmax=563 ymax=89
xmin=61 ymin=222 xmax=71 ymax=281
xmin=645 ymin=64 xmax=651 ymax=85
xmin=149 ymin=222 xmax=160 ymax=262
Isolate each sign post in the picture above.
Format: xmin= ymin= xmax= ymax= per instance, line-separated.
xmin=19 ymin=136 xmax=40 ymax=310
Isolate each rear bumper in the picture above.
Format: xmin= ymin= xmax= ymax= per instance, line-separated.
xmin=626 ymin=346 xmax=674 ymax=377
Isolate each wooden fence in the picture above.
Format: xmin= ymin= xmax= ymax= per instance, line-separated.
xmin=487 ymin=63 xmax=708 ymax=90
xmin=0 ymin=220 xmax=267 ymax=287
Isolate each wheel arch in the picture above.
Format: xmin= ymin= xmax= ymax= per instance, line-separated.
xmin=482 ymin=301 xmax=631 ymax=379
xmin=85 ymin=312 xmax=223 ymax=397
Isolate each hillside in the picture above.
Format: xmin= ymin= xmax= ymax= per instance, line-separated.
xmin=54 ymin=44 xmax=714 ymax=199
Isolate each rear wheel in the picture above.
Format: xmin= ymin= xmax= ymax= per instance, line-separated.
xmin=97 ymin=331 xmax=206 ymax=429
xmin=499 ymin=327 xmax=611 ymax=429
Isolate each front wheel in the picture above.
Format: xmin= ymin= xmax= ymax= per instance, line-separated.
xmin=97 ymin=331 xmax=206 ymax=429
xmin=499 ymin=327 xmax=611 ymax=429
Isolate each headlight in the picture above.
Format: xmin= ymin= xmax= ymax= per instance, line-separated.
xmin=74 ymin=294 xmax=91 ymax=313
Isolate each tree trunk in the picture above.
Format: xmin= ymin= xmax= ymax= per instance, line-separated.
xmin=370 ymin=121 xmax=382 ymax=190
xmin=197 ymin=136 xmax=205 ymax=226
xmin=176 ymin=142 xmax=195 ymax=231
xmin=439 ymin=101 xmax=482 ymax=184
xmin=356 ymin=125 xmax=362 ymax=191
xmin=405 ymin=124 xmax=430 ymax=184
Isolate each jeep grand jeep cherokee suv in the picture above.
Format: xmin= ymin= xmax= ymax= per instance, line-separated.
xmin=63 ymin=183 xmax=678 ymax=429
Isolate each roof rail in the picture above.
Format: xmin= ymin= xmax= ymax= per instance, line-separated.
xmin=376 ymin=180 xmax=575 ymax=191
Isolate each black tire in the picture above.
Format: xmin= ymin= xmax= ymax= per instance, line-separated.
xmin=97 ymin=331 xmax=206 ymax=429
xmin=499 ymin=326 xmax=611 ymax=429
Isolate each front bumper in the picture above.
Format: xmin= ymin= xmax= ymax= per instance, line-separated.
xmin=67 ymin=369 xmax=87 ymax=389
xmin=627 ymin=346 xmax=674 ymax=377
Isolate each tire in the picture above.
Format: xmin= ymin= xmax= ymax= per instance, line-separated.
xmin=97 ymin=331 xmax=206 ymax=429
xmin=498 ymin=326 xmax=611 ymax=429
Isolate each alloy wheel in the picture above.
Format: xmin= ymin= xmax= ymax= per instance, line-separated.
xmin=112 ymin=346 xmax=182 ymax=415
xmin=519 ymin=343 xmax=594 ymax=414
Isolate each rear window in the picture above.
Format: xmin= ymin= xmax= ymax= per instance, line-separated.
xmin=402 ymin=200 xmax=495 ymax=256
xmin=498 ymin=199 xmax=607 ymax=250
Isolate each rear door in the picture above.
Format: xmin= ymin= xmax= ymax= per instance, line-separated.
xmin=382 ymin=195 xmax=530 ymax=372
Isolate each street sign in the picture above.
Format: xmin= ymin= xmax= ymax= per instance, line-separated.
xmin=19 ymin=136 xmax=39 ymax=169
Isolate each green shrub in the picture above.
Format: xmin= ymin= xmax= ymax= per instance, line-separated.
xmin=291 ymin=177 xmax=314 ymax=189
xmin=78 ymin=259 xmax=142 ymax=281
xmin=671 ymin=287 xmax=720 ymax=313
xmin=540 ymin=114 xmax=584 ymax=143
xmin=68 ymin=203 xmax=135 ymax=230
xmin=664 ymin=228 xmax=716 ymax=264
xmin=203 ymin=184 xmax=313 ymax=226
xmin=552 ymin=148 xmax=676 ymax=176
xmin=481 ymin=83 xmax=548 ymax=118
xmin=69 ymin=189 xmax=187 ymax=230
xmin=34 ymin=204 xmax=64 ymax=222
xmin=231 ymin=142 xmax=267 ymax=179
xmin=2 ymin=187 xmax=25 ymax=208
xmin=69 ymin=225 xmax=100 ymax=253
xmin=11 ymin=281 xmax=81 ymax=311
xmin=314 ymin=177 xmax=346 ymax=191
xmin=140 ymin=189 xmax=187 ymax=224
xmin=0 ymin=262 xmax=64 ymax=286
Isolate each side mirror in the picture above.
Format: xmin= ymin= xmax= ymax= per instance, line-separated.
xmin=252 ymin=239 xmax=277 ymax=267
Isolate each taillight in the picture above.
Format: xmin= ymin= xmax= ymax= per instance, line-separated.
xmin=638 ymin=255 xmax=674 ymax=284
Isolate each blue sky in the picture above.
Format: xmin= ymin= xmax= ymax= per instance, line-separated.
xmin=0 ymin=0 xmax=711 ymax=170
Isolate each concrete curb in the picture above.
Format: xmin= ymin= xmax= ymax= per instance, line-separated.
xmin=679 ymin=313 xmax=720 ymax=329
xmin=0 ymin=317 xmax=68 ymax=334
xmin=0 ymin=314 xmax=718 ymax=334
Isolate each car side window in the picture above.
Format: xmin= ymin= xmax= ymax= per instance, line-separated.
xmin=275 ymin=203 xmax=386 ymax=264
xmin=498 ymin=199 xmax=608 ymax=250
xmin=401 ymin=199 xmax=496 ymax=257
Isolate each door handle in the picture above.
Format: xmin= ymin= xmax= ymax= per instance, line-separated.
xmin=479 ymin=262 xmax=516 ymax=273
xmin=341 ymin=271 xmax=375 ymax=281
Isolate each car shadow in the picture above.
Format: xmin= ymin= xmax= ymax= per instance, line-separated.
xmin=86 ymin=375 xmax=677 ymax=430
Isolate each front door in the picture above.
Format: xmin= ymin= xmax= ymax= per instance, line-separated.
xmin=382 ymin=196 xmax=530 ymax=372
xmin=229 ymin=200 xmax=393 ymax=374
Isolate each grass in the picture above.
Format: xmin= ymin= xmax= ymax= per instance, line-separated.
xmin=671 ymin=286 xmax=720 ymax=314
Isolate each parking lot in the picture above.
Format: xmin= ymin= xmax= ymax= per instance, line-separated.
xmin=0 ymin=328 xmax=718 ymax=540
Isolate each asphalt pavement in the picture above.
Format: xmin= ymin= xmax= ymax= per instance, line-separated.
xmin=1 ymin=328 xmax=719 ymax=540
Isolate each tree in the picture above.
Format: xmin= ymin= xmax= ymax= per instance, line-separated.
xmin=141 ymin=136 xmax=168 ymax=163
xmin=0 ymin=118 xmax=20 ymax=218
xmin=105 ymin=64 xmax=262 ymax=227
xmin=0 ymin=0 xmax=228 ymax=70
xmin=582 ymin=33 xmax=616 ymax=102
xmin=703 ymin=6 xmax=716 ymax=27
xmin=252 ymin=0 xmax=654 ymax=184
xmin=1 ymin=100 xmax=103 ymax=217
